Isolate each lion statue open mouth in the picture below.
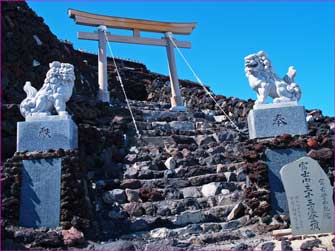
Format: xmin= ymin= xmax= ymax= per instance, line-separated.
xmin=20 ymin=61 xmax=75 ymax=118
xmin=244 ymin=51 xmax=301 ymax=105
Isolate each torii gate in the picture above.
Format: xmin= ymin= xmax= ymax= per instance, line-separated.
xmin=68 ymin=9 xmax=196 ymax=111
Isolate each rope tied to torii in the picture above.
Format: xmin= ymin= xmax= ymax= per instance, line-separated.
xmin=165 ymin=33 xmax=243 ymax=133
xmin=103 ymin=30 xmax=141 ymax=139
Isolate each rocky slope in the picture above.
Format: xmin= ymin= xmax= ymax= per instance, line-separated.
xmin=2 ymin=1 xmax=251 ymax=162
xmin=1 ymin=1 xmax=334 ymax=250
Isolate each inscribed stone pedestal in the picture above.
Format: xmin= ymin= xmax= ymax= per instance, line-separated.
xmin=247 ymin=103 xmax=308 ymax=139
xmin=17 ymin=115 xmax=78 ymax=152
xmin=19 ymin=158 xmax=61 ymax=228
xmin=280 ymin=157 xmax=334 ymax=235
xmin=265 ymin=148 xmax=306 ymax=215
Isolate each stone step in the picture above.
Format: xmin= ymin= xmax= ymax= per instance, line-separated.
xmin=122 ymin=190 xmax=244 ymax=218
xmin=120 ymin=219 xmax=249 ymax=244
xmin=97 ymin=221 xmax=264 ymax=250
xmin=136 ymin=110 xmax=196 ymax=122
xmin=135 ymin=118 xmax=230 ymax=130
xmin=124 ymin=165 xmax=219 ymax=180
xmin=125 ymin=204 xmax=240 ymax=233
xmin=129 ymin=101 xmax=170 ymax=108
xmin=139 ymin=136 xmax=176 ymax=147
xmin=137 ymin=121 xmax=198 ymax=131
xmin=123 ymin=173 xmax=228 ymax=189
xmin=138 ymin=131 xmax=239 ymax=146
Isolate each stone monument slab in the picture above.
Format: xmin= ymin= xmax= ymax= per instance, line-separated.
xmin=248 ymin=104 xmax=308 ymax=139
xmin=280 ymin=157 xmax=334 ymax=235
xmin=265 ymin=148 xmax=306 ymax=215
xmin=17 ymin=115 xmax=78 ymax=152
xmin=19 ymin=158 xmax=62 ymax=228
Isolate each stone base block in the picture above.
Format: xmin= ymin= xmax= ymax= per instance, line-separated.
xmin=247 ymin=104 xmax=308 ymax=139
xmin=170 ymin=95 xmax=185 ymax=107
xmin=170 ymin=105 xmax=187 ymax=112
xmin=265 ymin=148 xmax=306 ymax=215
xmin=19 ymin=158 xmax=61 ymax=228
xmin=98 ymin=90 xmax=110 ymax=103
xmin=17 ymin=115 xmax=78 ymax=152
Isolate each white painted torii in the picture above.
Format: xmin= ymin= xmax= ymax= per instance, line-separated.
xmin=68 ymin=9 xmax=196 ymax=111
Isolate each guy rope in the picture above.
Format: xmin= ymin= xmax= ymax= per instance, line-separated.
xmin=166 ymin=34 xmax=243 ymax=133
xmin=103 ymin=31 xmax=141 ymax=138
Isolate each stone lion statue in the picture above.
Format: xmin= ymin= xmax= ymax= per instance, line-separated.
xmin=244 ymin=51 xmax=301 ymax=104
xmin=20 ymin=61 xmax=75 ymax=118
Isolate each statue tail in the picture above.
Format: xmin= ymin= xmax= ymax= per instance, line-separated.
xmin=20 ymin=81 xmax=37 ymax=118
xmin=23 ymin=81 xmax=37 ymax=98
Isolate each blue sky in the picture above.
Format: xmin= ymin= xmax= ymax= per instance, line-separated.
xmin=27 ymin=1 xmax=334 ymax=116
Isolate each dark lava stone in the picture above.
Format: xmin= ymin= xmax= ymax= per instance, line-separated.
xmin=300 ymin=239 xmax=322 ymax=250
xmin=232 ymin=243 xmax=249 ymax=250
xmin=281 ymin=240 xmax=293 ymax=250
xmin=261 ymin=242 xmax=275 ymax=251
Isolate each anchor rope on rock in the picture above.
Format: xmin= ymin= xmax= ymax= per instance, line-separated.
xmin=166 ymin=34 xmax=242 ymax=133
xmin=104 ymin=31 xmax=141 ymax=138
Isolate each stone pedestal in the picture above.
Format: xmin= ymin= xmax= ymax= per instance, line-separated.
xmin=265 ymin=148 xmax=306 ymax=215
xmin=247 ymin=102 xmax=308 ymax=139
xmin=16 ymin=114 xmax=79 ymax=228
xmin=97 ymin=89 xmax=110 ymax=103
xmin=17 ymin=114 xmax=78 ymax=152
xmin=170 ymin=105 xmax=187 ymax=112
xmin=19 ymin=158 xmax=61 ymax=228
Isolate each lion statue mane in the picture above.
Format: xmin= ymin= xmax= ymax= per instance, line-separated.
xmin=20 ymin=61 xmax=75 ymax=118
xmin=244 ymin=51 xmax=301 ymax=104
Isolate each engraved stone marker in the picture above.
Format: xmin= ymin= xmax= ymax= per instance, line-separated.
xmin=19 ymin=158 xmax=61 ymax=228
xmin=17 ymin=115 xmax=78 ymax=152
xmin=280 ymin=157 xmax=334 ymax=235
xmin=265 ymin=148 xmax=306 ymax=215
xmin=248 ymin=103 xmax=308 ymax=139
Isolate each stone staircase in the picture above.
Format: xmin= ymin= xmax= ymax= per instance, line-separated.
xmin=90 ymin=100 xmax=269 ymax=249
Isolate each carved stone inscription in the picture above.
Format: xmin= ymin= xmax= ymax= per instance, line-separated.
xmin=280 ymin=157 xmax=334 ymax=235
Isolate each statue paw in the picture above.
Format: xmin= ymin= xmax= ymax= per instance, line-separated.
xmin=58 ymin=111 xmax=69 ymax=116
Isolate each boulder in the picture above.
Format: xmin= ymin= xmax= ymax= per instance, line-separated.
xmin=224 ymin=172 xmax=237 ymax=182
xmin=201 ymin=182 xmax=221 ymax=197
xmin=174 ymin=210 xmax=205 ymax=226
xmin=181 ymin=187 xmax=202 ymax=198
xmin=195 ymin=135 xmax=216 ymax=146
xmin=221 ymin=189 xmax=230 ymax=195
xmin=149 ymin=227 xmax=170 ymax=239
xmin=125 ymin=189 xmax=140 ymax=202
xmin=164 ymin=156 xmax=176 ymax=170
xmin=216 ymin=164 xmax=227 ymax=173
xmin=307 ymin=148 xmax=333 ymax=160
xmin=169 ymin=121 xmax=195 ymax=131
xmin=61 ymin=227 xmax=84 ymax=246
xmin=123 ymin=202 xmax=144 ymax=217
xmin=103 ymin=189 xmax=126 ymax=204
xmin=214 ymin=115 xmax=227 ymax=122
xmin=120 ymin=179 xmax=141 ymax=189
xmin=227 ymin=202 xmax=245 ymax=221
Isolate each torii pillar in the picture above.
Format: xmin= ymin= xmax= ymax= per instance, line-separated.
xmin=165 ymin=32 xmax=186 ymax=112
xmin=97 ymin=25 xmax=110 ymax=103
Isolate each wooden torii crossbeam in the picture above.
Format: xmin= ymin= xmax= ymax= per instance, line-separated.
xmin=68 ymin=9 xmax=196 ymax=110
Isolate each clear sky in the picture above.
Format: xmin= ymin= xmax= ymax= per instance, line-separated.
xmin=27 ymin=0 xmax=334 ymax=116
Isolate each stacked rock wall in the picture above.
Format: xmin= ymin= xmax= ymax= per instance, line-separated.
xmin=1 ymin=150 xmax=93 ymax=249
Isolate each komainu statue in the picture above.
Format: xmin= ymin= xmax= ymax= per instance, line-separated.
xmin=20 ymin=61 xmax=75 ymax=118
xmin=244 ymin=51 xmax=301 ymax=104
